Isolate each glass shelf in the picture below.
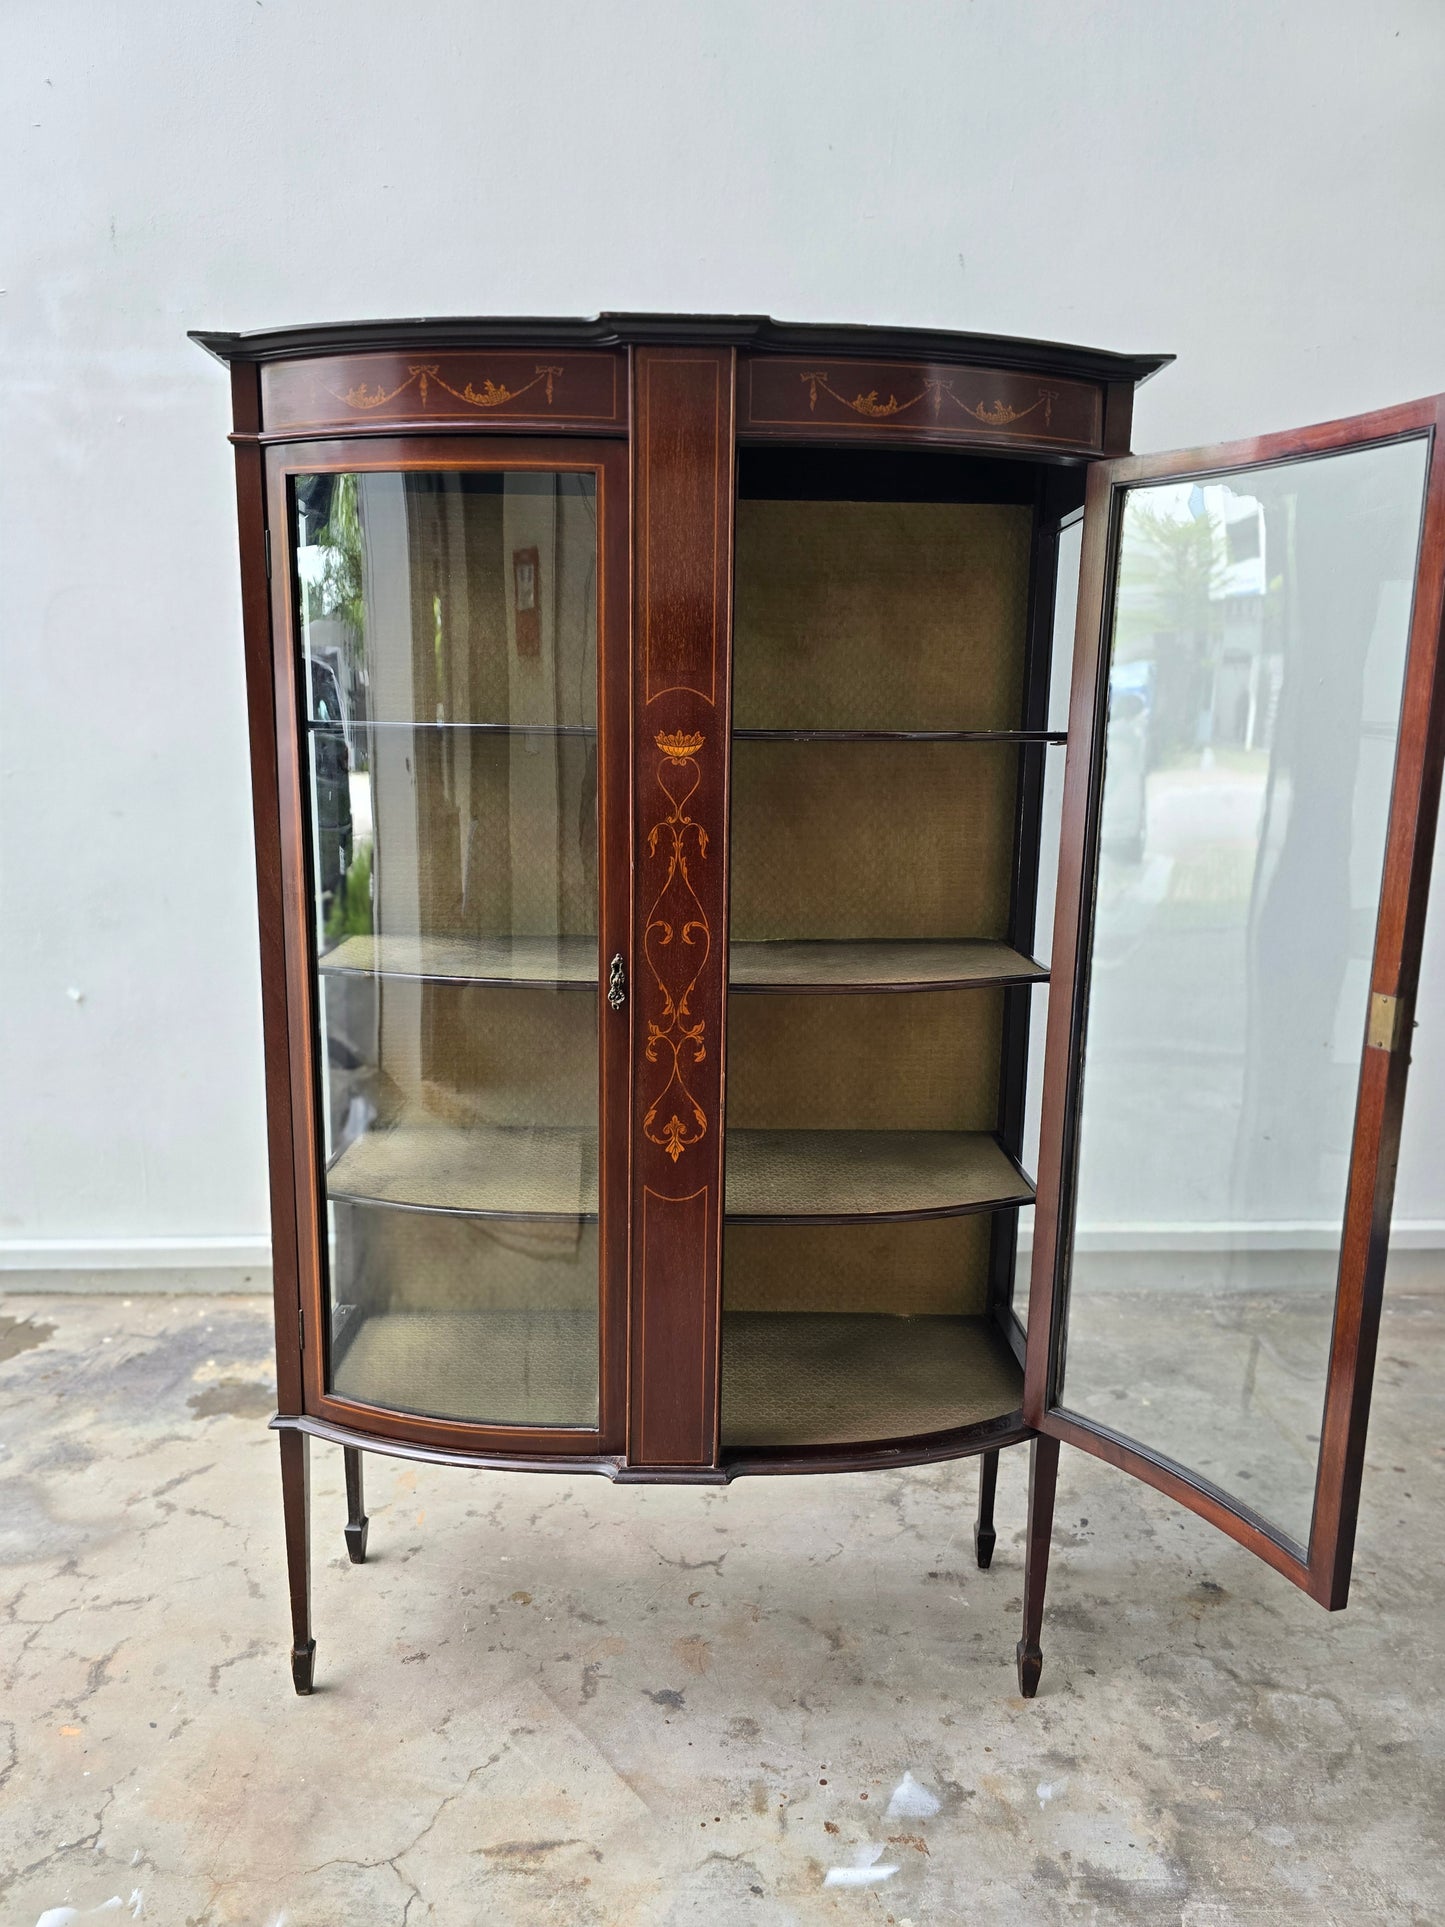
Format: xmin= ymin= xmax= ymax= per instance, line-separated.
xmin=324 ymin=1120 xmax=1030 ymax=1225
xmin=318 ymin=935 xmax=1045 ymax=993
xmin=720 ymin=1311 xmax=1023 ymax=1448
xmin=327 ymin=1119 xmax=598 ymax=1220
xmin=731 ymin=938 xmax=1045 ymax=993
xmin=319 ymin=933 xmax=598 ymax=987
xmin=724 ymin=1129 xmax=1033 ymax=1222
xmin=307 ymin=718 xmax=598 ymax=737
xmin=733 ymin=727 xmax=1065 ymax=744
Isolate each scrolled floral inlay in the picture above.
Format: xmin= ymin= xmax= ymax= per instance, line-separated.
xmin=642 ymin=731 xmax=711 ymax=1163
xmin=801 ymin=369 xmax=1056 ymax=431
xmin=330 ymin=363 xmax=565 ymax=414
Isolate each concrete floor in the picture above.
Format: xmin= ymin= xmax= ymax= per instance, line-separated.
xmin=0 ymin=1287 xmax=1441 ymax=1925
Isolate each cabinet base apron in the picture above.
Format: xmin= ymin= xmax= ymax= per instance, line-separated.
xmin=268 ymin=1413 xmax=1044 ymax=1695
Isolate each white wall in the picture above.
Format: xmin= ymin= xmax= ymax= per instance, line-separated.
xmin=4 ymin=0 xmax=1445 ymax=1284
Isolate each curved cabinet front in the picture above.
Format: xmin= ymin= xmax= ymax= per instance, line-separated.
xmin=223 ymin=317 xmax=1155 ymax=1478
xmin=265 ymin=434 xmax=632 ymax=1461
xmin=206 ymin=318 xmax=1445 ymax=1699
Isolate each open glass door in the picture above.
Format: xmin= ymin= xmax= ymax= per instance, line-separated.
xmin=1025 ymin=396 xmax=1445 ymax=1606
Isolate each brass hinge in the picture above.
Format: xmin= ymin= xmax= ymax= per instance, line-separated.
xmin=264 ymin=527 xmax=272 ymax=580
xmin=1367 ymin=992 xmax=1404 ymax=1053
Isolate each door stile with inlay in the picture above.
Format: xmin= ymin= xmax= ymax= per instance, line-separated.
xmin=626 ymin=346 xmax=738 ymax=1473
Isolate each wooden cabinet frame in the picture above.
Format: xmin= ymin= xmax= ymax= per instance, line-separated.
xmin=199 ymin=319 xmax=1445 ymax=1698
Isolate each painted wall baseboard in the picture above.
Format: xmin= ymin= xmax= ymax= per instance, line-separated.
xmin=0 ymin=1237 xmax=272 ymax=1295
xmin=4 ymin=1223 xmax=1444 ymax=1296
xmin=1017 ymin=1219 xmax=1445 ymax=1255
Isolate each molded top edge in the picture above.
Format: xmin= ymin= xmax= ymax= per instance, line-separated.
xmin=189 ymin=312 xmax=1173 ymax=385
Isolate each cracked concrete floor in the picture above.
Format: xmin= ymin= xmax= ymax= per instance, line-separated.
xmin=0 ymin=1286 xmax=1442 ymax=1926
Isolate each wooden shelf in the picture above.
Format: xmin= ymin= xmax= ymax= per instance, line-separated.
xmin=327 ymin=1120 xmax=597 ymax=1219
xmin=721 ymin=1311 xmax=1023 ymax=1448
xmin=319 ymin=933 xmax=597 ymax=987
xmin=730 ymin=938 xmax=1045 ymax=993
xmin=724 ymin=1129 xmax=1033 ymax=1223
xmin=320 ymin=934 xmax=1044 ymax=993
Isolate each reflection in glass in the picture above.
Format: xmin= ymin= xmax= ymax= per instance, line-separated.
xmin=1060 ymin=440 xmax=1429 ymax=1542
xmin=297 ymin=468 xmax=601 ymax=1427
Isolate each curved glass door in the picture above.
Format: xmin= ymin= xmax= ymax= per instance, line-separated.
xmin=293 ymin=463 xmax=604 ymax=1428
xmin=1031 ymin=400 xmax=1445 ymax=1598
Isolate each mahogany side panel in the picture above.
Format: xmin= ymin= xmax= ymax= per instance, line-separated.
xmin=629 ymin=346 xmax=738 ymax=1467
xmin=229 ymin=362 xmax=304 ymax=1417
xmin=260 ymin=350 xmax=625 ymax=436
xmin=740 ymin=354 xmax=1104 ymax=455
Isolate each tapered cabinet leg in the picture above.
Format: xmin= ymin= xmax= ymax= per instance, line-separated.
xmin=279 ymin=1427 xmax=315 ymax=1695
xmin=343 ymin=1446 xmax=369 ymax=1564
xmin=1016 ymin=1433 xmax=1060 ymax=1699
xmin=974 ymin=1448 xmax=999 ymax=1569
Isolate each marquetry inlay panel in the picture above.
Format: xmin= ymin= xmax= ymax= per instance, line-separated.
xmin=740 ymin=354 xmax=1104 ymax=452
xmin=260 ymin=350 xmax=625 ymax=434
xmin=629 ymin=346 xmax=737 ymax=1467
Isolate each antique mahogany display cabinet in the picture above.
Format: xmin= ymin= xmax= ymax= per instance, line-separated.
xmin=194 ymin=315 xmax=1445 ymax=1696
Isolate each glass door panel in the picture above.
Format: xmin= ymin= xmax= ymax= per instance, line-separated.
xmin=1042 ymin=425 xmax=1436 ymax=1556
xmin=295 ymin=465 xmax=603 ymax=1428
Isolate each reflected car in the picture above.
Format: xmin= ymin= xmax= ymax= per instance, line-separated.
xmin=310 ymin=657 xmax=353 ymax=913
xmin=1102 ymin=668 xmax=1150 ymax=863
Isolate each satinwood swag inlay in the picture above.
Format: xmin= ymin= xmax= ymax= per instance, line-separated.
xmin=642 ymin=731 xmax=712 ymax=1163
xmin=801 ymin=368 xmax=1058 ymax=430
xmin=331 ymin=363 xmax=565 ymax=413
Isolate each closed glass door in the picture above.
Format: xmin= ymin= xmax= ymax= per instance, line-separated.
xmin=283 ymin=446 xmax=622 ymax=1434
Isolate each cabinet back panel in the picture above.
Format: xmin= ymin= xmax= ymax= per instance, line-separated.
xmin=723 ymin=1217 xmax=992 ymax=1317
xmin=733 ymin=500 xmax=1032 ymax=731
xmin=727 ymin=989 xmax=1002 ymax=1131
xmin=729 ymin=741 xmax=1017 ymax=939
